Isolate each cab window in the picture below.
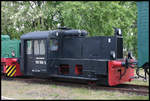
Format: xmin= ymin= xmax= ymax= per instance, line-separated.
xmin=27 ymin=40 xmax=32 ymax=54
xmin=34 ymin=40 xmax=45 ymax=55
xmin=34 ymin=40 xmax=40 ymax=55
xmin=50 ymin=39 xmax=58 ymax=51
xmin=40 ymin=40 xmax=45 ymax=55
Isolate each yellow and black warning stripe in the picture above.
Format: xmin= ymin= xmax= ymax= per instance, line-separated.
xmin=6 ymin=65 xmax=16 ymax=77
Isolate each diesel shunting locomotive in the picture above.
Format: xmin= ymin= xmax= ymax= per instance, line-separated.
xmin=1 ymin=27 xmax=136 ymax=86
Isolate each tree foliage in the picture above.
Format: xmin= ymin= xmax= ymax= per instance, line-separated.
xmin=1 ymin=1 xmax=137 ymax=57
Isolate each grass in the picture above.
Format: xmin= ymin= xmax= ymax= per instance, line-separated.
xmin=1 ymin=69 xmax=149 ymax=100
xmin=1 ymin=78 xmax=149 ymax=100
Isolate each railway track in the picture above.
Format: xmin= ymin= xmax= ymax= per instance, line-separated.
xmin=95 ymin=84 xmax=149 ymax=96
xmin=1 ymin=75 xmax=149 ymax=96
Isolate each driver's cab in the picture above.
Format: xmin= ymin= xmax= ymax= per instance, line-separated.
xmin=20 ymin=31 xmax=59 ymax=76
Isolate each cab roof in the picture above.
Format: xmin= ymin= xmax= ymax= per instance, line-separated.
xmin=20 ymin=30 xmax=57 ymax=40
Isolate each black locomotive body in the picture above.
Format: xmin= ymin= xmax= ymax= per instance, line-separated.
xmin=20 ymin=28 xmax=134 ymax=86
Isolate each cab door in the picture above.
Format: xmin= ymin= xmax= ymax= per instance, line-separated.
xmin=25 ymin=39 xmax=47 ymax=75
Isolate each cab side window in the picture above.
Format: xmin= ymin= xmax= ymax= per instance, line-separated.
xmin=50 ymin=39 xmax=58 ymax=51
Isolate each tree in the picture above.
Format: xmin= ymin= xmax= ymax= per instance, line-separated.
xmin=1 ymin=1 xmax=137 ymax=58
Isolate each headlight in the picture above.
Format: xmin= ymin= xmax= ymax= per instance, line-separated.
xmin=110 ymin=51 xmax=116 ymax=60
